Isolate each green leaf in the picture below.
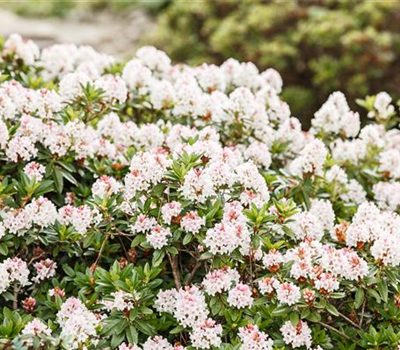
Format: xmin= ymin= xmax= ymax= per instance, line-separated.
xmin=59 ymin=168 xmax=78 ymax=185
xmin=306 ymin=311 xmax=321 ymax=323
xmin=152 ymin=250 xmax=165 ymax=267
xmin=290 ymin=312 xmax=299 ymax=327
xmin=355 ymin=288 xmax=364 ymax=309
xmin=170 ymin=325 xmax=184 ymax=334
xmin=126 ymin=325 xmax=138 ymax=345
xmin=377 ymin=280 xmax=388 ymax=303
xmin=200 ymin=252 xmax=213 ymax=260
xmin=135 ymin=320 xmax=156 ymax=336
xmin=272 ymin=305 xmax=291 ymax=317
xmin=0 ymin=243 xmax=8 ymax=256
xmin=326 ymin=304 xmax=339 ymax=317
xmin=183 ymin=233 xmax=193 ymax=245
xmin=110 ymin=331 xmax=125 ymax=348
xmin=301 ymin=308 xmax=311 ymax=319
xmin=53 ymin=168 xmax=64 ymax=193
xmin=131 ymin=234 xmax=145 ymax=248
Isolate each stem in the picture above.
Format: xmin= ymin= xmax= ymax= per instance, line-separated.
xmin=186 ymin=259 xmax=202 ymax=285
xmin=317 ymin=321 xmax=351 ymax=341
xmin=117 ymin=236 xmax=129 ymax=260
xmin=27 ymin=251 xmax=46 ymax=266
xmin=167 ymin=253 xmax=181 ymax=290
xmin=95 ymin=234 xmax=109 ymax=266
xmin=13 ymin=285 xmax=19 ymax=310
xmin=359 ymin=299 xmax=366 ymax=328
xmin=338 ymin=311 xmax=362 ymax=329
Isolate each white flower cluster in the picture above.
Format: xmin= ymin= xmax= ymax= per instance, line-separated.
xmin=56 ymin=297 xmax=100 ymax=349
xmin=154 ymin=286 xmax=223 ymax=349
xmin=0 ymin=257 xmax=30 ymax=294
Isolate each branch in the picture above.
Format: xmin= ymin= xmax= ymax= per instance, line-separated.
xmin=95 ymin=234 xmax=109 ymax=266
xmin=167 ymin=253 xmax=181 ymax=290
xmin=186 ymin=259 xmax=202 ymax=285
xmin=359 ymin=299 xmax=366 ymax=328
xmin=13 ymin=285 xmax=19 ymax=310
xmin=338 ymin=311 xmax=362 ymax=329
xmin=317 ymin=321 xmax=351 ymax=341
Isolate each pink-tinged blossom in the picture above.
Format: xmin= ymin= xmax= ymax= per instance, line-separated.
xmin=0 ymin=264 xmax=10 ymax=294
xmin=147 ymin=225 xmax=172 ymax=249
xmin=280 ymin=321 xmax=312 ymax=349
xmin=57 ymin=297 xmax=100 ymax=348
xmin=204 ymin=223 xmax=239 ymax=255
xmin=227 ymin=283 xmax=253 ymax=309
xmin=155 ymin=289 xmax=177 ymax=314
xmin=202 ymin=268 xmax=240 ymax=296
xmin=180 ymin=211 xmax=205 ymax=234
xmin=21 ymin=318 xmax=52 ymax=346
xmin=238 ymin=323 xmax=273 ymax=350
xmin=125 ymin=151 xmax=171 ymax=200
xmin=4 ymin=34 xmax=39 ymax=65
xmin=290 ymin=139 xmax=327 ymax=177
xmin=174 ymin=286 xmax=208 ymax=328
xmin=33 ymin=259 xmax=57 ymax=283
xmin=142 ymin=336 xmax=181 ymax=350
xmin=25 ymin=197 xmax=58 ymax=228
xmin=92 ymin=175 xmax=121 ymax=199
xmin=6 ymin=136 xmax=37 ymax=162
xmin=190 ymin=318 xmax=223 ymax=349
xmin=263 ymin=249 xmax=284 ymax=271
xmin=132 ymin=214 xmax=157 ymax=233
xmin=3 ymin=208 xmax=32 ymax=235
xmin=0 ymin=120 xmax=9 ymax=149
xmin=181 ymin=168 xmax=215 ymax=203
xmin=313 ymin=272 xmax=339 ymax=293
xmin=161 ymin=202 xmax=182 ymax=225
xmin=58 ymin=205 xmax=100 ymax=235
xmin=275 ymin=282 xmax=301 ymax=306
xmin=119 ymin=343 xmax=141 ymax=350
xmin=2 ymin=257 xmax=30 ymax=287
xmin=258 ymin=277 xmax=277 ymax=295
xmin=103 ymin=291 xmax=135 ymax=312
xmin=23 ymin=162 xmax=45 ymax=182
xmin=94 ymin=75 xmax=127 ymax=103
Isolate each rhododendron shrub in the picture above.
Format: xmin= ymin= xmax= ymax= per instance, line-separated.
xmin=1 ymin=34 xmax=400 ymax=350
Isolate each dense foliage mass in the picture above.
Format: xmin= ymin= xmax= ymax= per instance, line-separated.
xmin=147 ymin=0 xmax=400 ymax=123
xmin=1 ymin=34 xmax=400 ymax=350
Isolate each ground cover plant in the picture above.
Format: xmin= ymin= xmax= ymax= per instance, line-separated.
xmin=0 ymin=34 xmax=400 ymax=350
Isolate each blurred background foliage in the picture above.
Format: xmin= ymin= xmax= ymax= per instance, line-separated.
xmin=1 ymin=0 xmax=169 ymax=18
xmin=146 ymin=0 xmax=400 ymax=126
xmin=2 ymin=0 xmax=400 ymax=126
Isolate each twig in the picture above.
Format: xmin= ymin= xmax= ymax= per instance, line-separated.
xmin=167 ymin=253 xmax=181 ymax=290
xmin=338 ymin=311 xmax=362 ymax=329
xmin=117 ymin=236 xmax=129 ymax=260
xmin=186 ymin=259 xmax=202 ymax=285
xmin=13 ymin=285 xmax=19 ymax=310
xmin=317 ymin=321 xmax=351 ymax=341
xmin=27 ymin=252 xmax=46 ymax=266
xmin=359 ymin=299 xmax=366 ymax=328
xmin=95 ymin=234 xmax=109 ymax=266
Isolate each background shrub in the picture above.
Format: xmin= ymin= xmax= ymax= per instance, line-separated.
xmin=147 ymin=0 xmax=400 ymax=126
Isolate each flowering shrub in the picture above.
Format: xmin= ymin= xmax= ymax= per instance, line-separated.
xmin=1 ymin=34 xmax=400 ymax=350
